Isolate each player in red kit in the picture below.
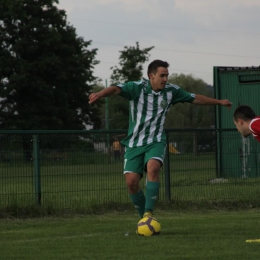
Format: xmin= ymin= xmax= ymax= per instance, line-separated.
xmin=233 ymin=105 xmax=260 ymax=142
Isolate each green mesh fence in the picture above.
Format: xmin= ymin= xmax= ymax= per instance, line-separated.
xmin=0 ymin=129 xmax=260 ymax=209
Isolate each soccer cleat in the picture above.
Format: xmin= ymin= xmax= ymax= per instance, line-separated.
xmin=143 ymin=211 xmax=157 ymax=220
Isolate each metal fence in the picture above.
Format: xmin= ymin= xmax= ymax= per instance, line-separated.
xmin=0 ymin=129 xmax=260 ymax=209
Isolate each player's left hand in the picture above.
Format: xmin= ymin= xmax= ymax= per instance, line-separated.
xmin=89 ymin=93 xmax=101 ymax=104
xmin=221 ymin=100 xmax=232 ymax=110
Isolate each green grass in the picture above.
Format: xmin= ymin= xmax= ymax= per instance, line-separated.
xmin=1 ymin=210 xmax=260 ymax=259
xmin=1 ymin=152 xmax=260 ymax=213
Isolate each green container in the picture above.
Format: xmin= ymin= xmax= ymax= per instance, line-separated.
xmin=214 ymin=66 xmax=260 ymax=178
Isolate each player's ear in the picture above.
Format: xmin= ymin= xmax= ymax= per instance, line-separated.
xmin=148 ymin=72 xmax=154 ymax=79
xmin=238 ymin=118 xmax=244 ymax=125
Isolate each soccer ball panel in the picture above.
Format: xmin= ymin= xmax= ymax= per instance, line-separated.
xmin=137 ymin=217 xmax=161 ymax=236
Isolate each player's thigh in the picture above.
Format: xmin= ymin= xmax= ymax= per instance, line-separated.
xmin=124 ymin=146 xmax=145 ymax=175
xmin=144 ymin=142 xmax=167 ymax=168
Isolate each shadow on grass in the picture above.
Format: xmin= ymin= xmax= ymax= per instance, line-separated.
xmin=1 ymin=199 xmax=260 ymax=219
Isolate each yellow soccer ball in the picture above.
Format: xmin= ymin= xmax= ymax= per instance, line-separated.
xmin=137 ymin=216 xmax=161 ymax=236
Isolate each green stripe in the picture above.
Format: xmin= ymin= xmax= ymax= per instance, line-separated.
xmin=153 ymin=92 xmax=168 ymax=142
xmin=133 ymin=91 xmax=148 ymax=147
xmin=143 ymin=95 xmax=159 ymax=145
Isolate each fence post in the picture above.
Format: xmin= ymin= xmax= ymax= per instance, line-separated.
xmin=164 ymin=131 xmax=171 ymax=201
xmin=33 ymin=134 xmax=41 ymax=205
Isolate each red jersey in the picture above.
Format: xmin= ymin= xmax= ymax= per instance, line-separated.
xmin=249 ymin=116 xmax=260 ymax=142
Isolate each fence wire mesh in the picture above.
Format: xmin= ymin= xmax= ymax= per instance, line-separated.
xmin=0 ymin=129 xmax=259 ymax=209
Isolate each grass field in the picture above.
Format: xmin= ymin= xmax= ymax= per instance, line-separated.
xmin=1 ymin=210 xmax=260 ymax=260
xmin=1 ymin=141 xmax=260 ymax=259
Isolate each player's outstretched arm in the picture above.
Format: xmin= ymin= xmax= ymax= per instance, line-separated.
xmin=192 ymin=94 xmax=232 ymax=110
xmin=89 ymin=86 xmax=121 ymax=104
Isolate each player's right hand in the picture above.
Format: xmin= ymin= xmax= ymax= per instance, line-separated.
xmin=89 ymin=93 xmax=101 ymax=104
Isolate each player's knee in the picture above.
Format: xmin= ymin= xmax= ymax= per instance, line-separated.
xmin=125 ymin=178 xmax=139 ymax=189
xmin=147 ymin=162 xmax=161 ymax=174
xmin=125 ymin=173 xmax=140 ymax=192
xmin=146 ymin=160 xmax=161 ymax=181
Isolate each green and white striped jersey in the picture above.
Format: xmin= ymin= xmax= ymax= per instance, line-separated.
xmin=117 ymin=78 xmax=195 ymax=148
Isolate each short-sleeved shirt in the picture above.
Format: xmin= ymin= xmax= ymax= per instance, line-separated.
xmin=117 ymin=79 xmax=195 ymax=148
xmin=112 ymin=141 xmax=120 ymax=150
xmin=249 ymin=116 xmax=260 ymax=142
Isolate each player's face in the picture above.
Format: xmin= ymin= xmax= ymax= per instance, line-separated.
xmin=149 ymin=67 xmax=169 ymax=91
xmin=233 ymin=118 xmax=252 ymax=137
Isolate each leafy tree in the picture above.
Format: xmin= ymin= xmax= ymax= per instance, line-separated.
xmin=165 ymin=73 xmax=214 ymax=129
xmin=0 ymin=0 xmax=100 ymax=130
xmin=110 ymin=42 xmax=154 ymax=83
xmin=92 ymin=83 xmax=106 ymax=128
xmin=108 ymin=42 xmax=154 ymax=129
xmin=165 ymin=73 xmax=215 ymax=155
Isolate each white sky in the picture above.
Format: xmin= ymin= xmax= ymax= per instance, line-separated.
xmin=57 ymin=0 xmax=260 ymax=85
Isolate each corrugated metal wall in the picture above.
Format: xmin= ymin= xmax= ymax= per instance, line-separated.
xmin=214 ymin=66 xmax=260 ymax=178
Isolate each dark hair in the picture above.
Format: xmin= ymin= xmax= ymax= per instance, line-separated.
xmin=147 ymin=60 xmax=169 ymax=77
xmin=233 ymin=105 xmax=256 ymax=121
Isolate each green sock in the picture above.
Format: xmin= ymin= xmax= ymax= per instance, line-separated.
xmin=129 ymin=189 xmax=145 ymax=218
xmin=145 ymin=181 xmax=160 ymax=213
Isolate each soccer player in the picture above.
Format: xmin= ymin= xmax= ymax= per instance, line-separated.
xmin=89 ymin=60 xmax=232 ymax=220
xmin=233 ymin=105 xmax=260 ymax=142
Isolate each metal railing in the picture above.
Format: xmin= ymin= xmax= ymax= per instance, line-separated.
xmin=0 ymin=129 xmax=259 ymax=209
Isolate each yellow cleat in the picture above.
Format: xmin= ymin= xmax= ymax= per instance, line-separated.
xmin=143 ymin=212 xmax=157 ymax=220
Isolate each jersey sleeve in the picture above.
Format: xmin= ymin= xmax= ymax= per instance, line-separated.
xmin=117 ymin=81 xmax=141 ymax=100
xmin=251 ymin=118 xmax=260 ymax=135
xmin=171 ymin=85 xmax=196 ymax=105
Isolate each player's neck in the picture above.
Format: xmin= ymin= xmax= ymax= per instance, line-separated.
xmin=150 ymin=83 xmax=161 ymax=92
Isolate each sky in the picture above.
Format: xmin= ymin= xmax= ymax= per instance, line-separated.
xmin=56 ymin=0 xmax=260 ymax=86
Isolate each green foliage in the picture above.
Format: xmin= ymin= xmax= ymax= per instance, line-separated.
xmin=0 ymin=0 xmax=100 ymax=130
xmin=108 ymin=95 xmax=130 ymax=129
xmin=166 ymin=73 xmax=215 ymax=128
xmin=91 ymin=84 xmax=106 ymax=129
xmin=110 ymin=42 xmax=154 ymax=83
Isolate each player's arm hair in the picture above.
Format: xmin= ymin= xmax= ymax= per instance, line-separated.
xmin=89 ymin=86 xmax=121 ymax=104
xmin=97 ymin=85 xmax=122 ymax=98
xmin=192 ymin=94 xmax=222 ymax=105
xmin=192 ymin=94 xmax=232 ymax=109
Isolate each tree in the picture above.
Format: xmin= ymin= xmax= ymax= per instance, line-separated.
xmin=108 ymin=42 xmax=154 ymax=129
xmin=165 ymin=73 xmax=215 ymax=155
xmin=92 ymin=83 xmax=106 ymax=128
xmin=165 ymin=73 xmax=214 ymax=129
xmin=0 ymin=0 xmax=100 ymax=130
xmin=110 ymin=42 xmax=154 ymax=83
